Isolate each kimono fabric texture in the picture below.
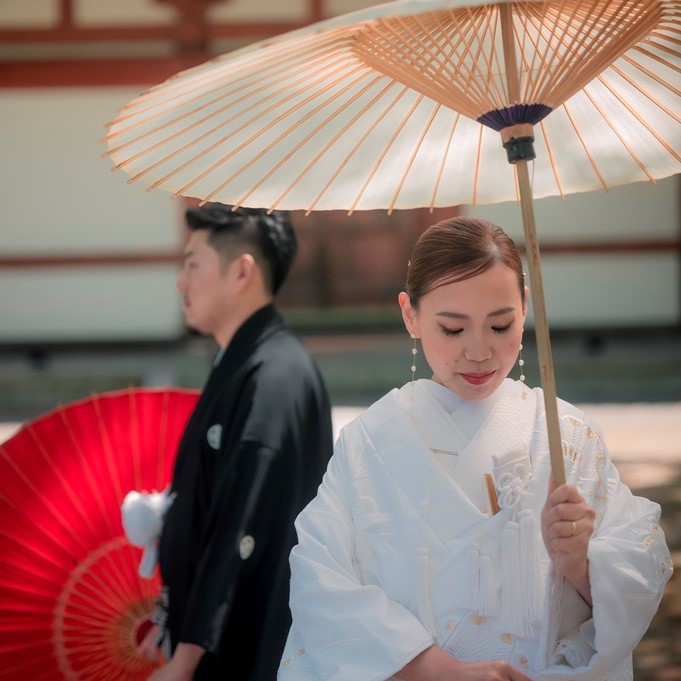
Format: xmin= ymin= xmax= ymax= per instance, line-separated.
xmin=280 ymin=378 xmax=673 ymax=681
xmin=159 ymin=304 xmax=333 ymax=680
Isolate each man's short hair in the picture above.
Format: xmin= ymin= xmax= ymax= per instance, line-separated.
xmin=185 ymin=203 xmax=297 ymax=295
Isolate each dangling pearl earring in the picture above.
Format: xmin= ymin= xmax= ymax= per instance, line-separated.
xmin=410 ymin=333 xmax=418 ymax=382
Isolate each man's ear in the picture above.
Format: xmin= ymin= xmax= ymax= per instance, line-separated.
xmin=234 ymin=253 xmax=257 ymax=283
xmin=398 ymin=291 xmax=419 ymax=338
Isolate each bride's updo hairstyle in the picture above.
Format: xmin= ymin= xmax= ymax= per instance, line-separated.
xmin=405 ymin=216 xmax=525 ymax=308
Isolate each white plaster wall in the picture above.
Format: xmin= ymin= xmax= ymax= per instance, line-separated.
xmin=207 ymin=0 xmax=309 ymax=22
xmin=0 ymin=0 xmax=58 ymax=27
xmin=74 ymin=0 xmax=177 ymax=27
xmin=324 ymin=0 xmax=383 ymax=17
xmin=0 ymin=88 xmax=185 ymax=342
xmin=462 ymin=177 xmax=680 ymax=327
xmin=0 ymin=267 xmax=181 ymax=341
xmin=463 ymin=177 xmax=679 ymax=244
xmin=521 ymin=253 xmax=679 ymax=328
xmin=1 ymin=87 xmax=184 ymax=252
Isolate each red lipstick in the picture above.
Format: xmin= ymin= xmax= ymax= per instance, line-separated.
xmin=461 ymin=371 xmax=494 ymax=385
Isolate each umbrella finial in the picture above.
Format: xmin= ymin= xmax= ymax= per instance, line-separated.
xmin=501 ymin=124 xmax=536 ymax=165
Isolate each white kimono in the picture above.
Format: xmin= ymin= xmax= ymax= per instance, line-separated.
xmin=279 ymin=379 xmax=672 ymax=681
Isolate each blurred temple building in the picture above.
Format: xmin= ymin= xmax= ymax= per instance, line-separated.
xmin=1 ymin=0 xmax=680 ymax=347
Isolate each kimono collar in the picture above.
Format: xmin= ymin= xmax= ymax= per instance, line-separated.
xmin=357 ymin=380 xmax=537 ymax=544
xmin=420 ymin=379 xmax=465 ymax=413
xmin=419 ymin=379 xmax=507 ymax=442
xmin=406 ymin=379 xmax=512 ymax=455
xmin=215 ymin=304 xmax=283 ymax=369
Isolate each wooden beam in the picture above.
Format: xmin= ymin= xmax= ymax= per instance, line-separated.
xmin=519 ymin=239 xmax=681 ymax=255
xmin=0 ymin=57 xmax=202 ymax=87
xmin=0 ymin=21 xmax=306 ymax=44
xmin=0 ymin=240 xmax=676 ymax=271
xmin=0 ymin=252 xmax=181 ymax=269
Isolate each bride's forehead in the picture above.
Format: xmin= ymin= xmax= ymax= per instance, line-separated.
xmin=427 ymin=263 xmax=519 ymax=294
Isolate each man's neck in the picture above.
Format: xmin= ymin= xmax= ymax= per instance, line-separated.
xmin=214 ymin=296 xmax=273 ymax=349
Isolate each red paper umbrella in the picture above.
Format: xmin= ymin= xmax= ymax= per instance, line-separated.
xmin=0 ymin=387 xmax=199 ymax=681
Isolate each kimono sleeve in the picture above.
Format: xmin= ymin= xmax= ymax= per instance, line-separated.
xmin=539 ymin=419 xmax=673 ymax=680
xmin=179 ymin=435 xmax=282 ymax=653
xmin=280 ymin=428 xmax=433 ymax=681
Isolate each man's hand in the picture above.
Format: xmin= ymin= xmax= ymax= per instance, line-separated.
xmin=138 ymin=623 xmax=164 ymax=664
xmin=147 ymin=643 xmax=206 ymax=681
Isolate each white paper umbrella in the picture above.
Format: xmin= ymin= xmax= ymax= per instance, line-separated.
xmin=104 ymin=0 xmax=681 ymax=482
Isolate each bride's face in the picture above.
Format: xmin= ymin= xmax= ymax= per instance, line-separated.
xmin=400 ymin=262 xmax=527 ymax=401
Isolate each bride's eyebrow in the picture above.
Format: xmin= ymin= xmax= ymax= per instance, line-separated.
xmin=435 ymin=307 xmax=515 ymax=320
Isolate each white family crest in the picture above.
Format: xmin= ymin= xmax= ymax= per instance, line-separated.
xmin=207 ymin=424 xmax=222 ymax=450
xmin=239 ymin=535 xmax=255 ymax=560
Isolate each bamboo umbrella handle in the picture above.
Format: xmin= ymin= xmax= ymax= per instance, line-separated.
xmin=499 ymin=3 xmax=565 ymax=486
xmin=516 ymin=161 xmax=566 ymax=486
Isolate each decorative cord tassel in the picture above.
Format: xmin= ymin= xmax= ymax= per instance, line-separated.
xmin=463 ymin=544 xmax=480 ymax=612
xmin=478 ymin=548 xmax=500 ymax=616
xmin=417 ymin=548 xmax=438 ymax=637
xmin=519 ymin=509 xmax=542 ymax=627
xmin=501 ymin=520 xmax=530 ymax=637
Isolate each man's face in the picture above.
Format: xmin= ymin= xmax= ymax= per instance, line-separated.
xmin=176 ymin=230 xmax=236 ymax=337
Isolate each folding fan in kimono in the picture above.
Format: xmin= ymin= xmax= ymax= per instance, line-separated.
xmin=0 ymin=387 xmax=199 ymax=681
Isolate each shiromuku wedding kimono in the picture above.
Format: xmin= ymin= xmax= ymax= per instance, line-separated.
xmin=278 ymin=378 xmax=673 ymax=681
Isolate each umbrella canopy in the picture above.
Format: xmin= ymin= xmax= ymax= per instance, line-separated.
xmin=104 ymin=0 xmax=680 ymax=212
xmin=104 ymin=0 xmax=681 ymax=483
xmin=0 ymin=387 xmax=199 ymax=681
